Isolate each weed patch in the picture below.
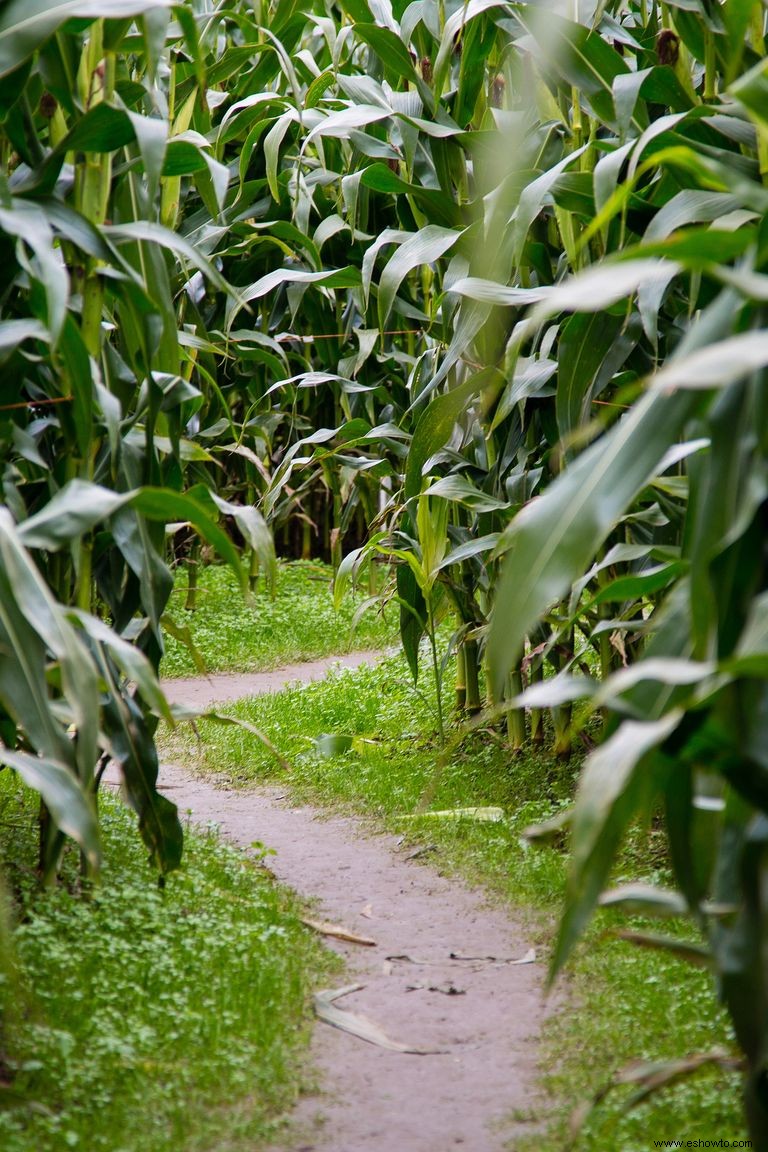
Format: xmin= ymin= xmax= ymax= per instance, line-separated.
xmin=161 ymin=561 xmax=395 ymax=678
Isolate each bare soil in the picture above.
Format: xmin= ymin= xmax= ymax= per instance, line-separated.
xmin=156 ymin=655 xmax=548 ymax=1151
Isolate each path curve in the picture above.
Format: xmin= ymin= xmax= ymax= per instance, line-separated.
xmin=157 ymin=655 xmax=547 ymax=1151
xmin=162 ymin=650 xmax=385 ymax=711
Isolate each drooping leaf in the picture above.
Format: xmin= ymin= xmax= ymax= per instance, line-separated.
xmin=1 ymin=749 xmax=100 ymax=870
xmin=378 ymin=225 xmax=462 ymax=328
xmin=552 ymin=713 xmax=682 ymax=978
xmin=0 ymin=0 xmax=173 ymax=76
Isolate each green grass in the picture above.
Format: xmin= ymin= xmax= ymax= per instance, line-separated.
xmin=161 ymin=560 xmax=396 ymax=677
xmin=0 ymin=774 xmax=338 ymax=1152
xmin=159 ymin=650 xmax=746 ymax=1150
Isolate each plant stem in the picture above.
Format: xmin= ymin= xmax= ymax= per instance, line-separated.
xmin=455 ymin=641 xmax=467 ymax=713
xmin=506 ymin=668 xmax=526 ymax=749
xmin=427 ymin=595 xmax=445 ymax=744
xmin=186 ymin=538 xmax=201 ymax=610
xmin=463 ymin=636 xmax=482 ymax=715
xmin=703 ymin=29 xmax=717 ymax=103
xmin=529 ymin=658 xmax=544 ymax=744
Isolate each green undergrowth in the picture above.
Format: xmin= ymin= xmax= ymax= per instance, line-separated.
xmin=0 ymin=773 xmax=337 ymax=1152
xmin=159 ymin=651 xmax=745 ymax=1150
xmin=161 ymin=560 xmax=395 ymax=677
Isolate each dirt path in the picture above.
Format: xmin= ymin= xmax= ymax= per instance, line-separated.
xmin=159 ymin=655 xmax=547 ymax=1152
xmin=161 ymin=650 xmax=384 ymax=711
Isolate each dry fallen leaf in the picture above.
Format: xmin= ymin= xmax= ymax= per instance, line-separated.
xmin=405 ymin=983 xmax=466 ymax=996
xmin=404 ymin=844 xmax=437 ymax=861
xmin=448 ymin=948 xmax=537 ymax=966
xmin=300 ymin=917 xmax=377 ymax=947
xmin=511 ymin=947 xmax=537 ymax=965
xmin=386 ymin=954 xmax=441 ymax=966
xmin=314 ymin=985 xmax=446 ymax=1054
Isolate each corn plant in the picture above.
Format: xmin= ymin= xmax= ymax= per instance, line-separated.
xmin=467 ymin=1 xmax=768 ymax=1140
xmin=0 ymin=0 xmax=274 ymax=880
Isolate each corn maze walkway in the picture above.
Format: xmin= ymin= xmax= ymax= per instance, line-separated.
xmin=158 ymin=655 xmax=547 ymax=1152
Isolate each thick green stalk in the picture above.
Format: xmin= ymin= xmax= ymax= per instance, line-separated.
xmin=506 ymin=668 xmax=526 ymax=749
xmin=185 ymin=538 xmax=201 ymax=610
xmin=455 ymin=640 xmax=467 ymax=713
xmin=78 ymin=26 xmax=114 ymax=360
xmin=703 ymin=29 xmax=717 ymax=103
xmin=463 ymin=636 xmax=482 ymax=715
xmin=597 ymin=552 xmax=614 ymax=684
xmin=750 ymin=4 xmax=765 ymax=51
xmin=552 ymin=626 xmax=573 ymax=759
xmin=249 ymin=548 xmax=261 ymax=594
xmin=529 ymin=658 xmax=544 ymax=745
xmin=74 ymin=25 xmax=114 ymax=613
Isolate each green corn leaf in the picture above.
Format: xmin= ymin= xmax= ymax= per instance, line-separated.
xmin=0 ymin=512 xmax=100 ymax=789
xmin=101 ymin=690 xmax=183 ymax=875
xmin=730 ymin=55 xmax=768 ymax=128
xmin=354 ymin=24 xmax=421 ymax=85
xmin=67 ymin=609 xmax=173 ymax=724
xmin=131 ymin=488 xmax=246 ymax=589
xmin=104 ymin=220 xmax=233 ymax=295
xmin=645 ymin=191 xmax=743 ymax=242
xmin=0 ymin=514 xmax=101 ymax=784
xmin=599 ymin=883 xmax=689 ymax=917
xmin=0 ymin=0 xmax=173 ymax=76
xmin=0 ymin=200 xmax=69 ymax=345
xmin=405 ymin=372 xmax=490 ymax=500
xmin=0 ymin=318 xmax=49 ymax=361
xmin=228 ymin=266 xmax=361 ymax=328
xmin=424 ymin=474 xmax=507 ymax=512
xmin=305 ymin=103 xmax=391 ymax=145
xmin=397 ymin=564 xmax=427 ymax=682
xmin=378 ymin=225 xmax=462 ymax=329
xmin=433 ymin=0 xmax=510 ymax=96
xmin=515 ymin=9 xmax=630 ymax=129
xmin=0 ymin=749 xmax=100 ymax=870
xmin=552 ymin=713 xmax=682 ymax=979
xmin=210 ymin=493 xmax=276 ymax=592
xmin=556 ymin=311 xmax=624 ymax=442
xmin=651 ymin=331 xmax=768 ymax=391
xmin=488 ymin=387 xmax=699 ymax=687
xmin=437 ymin=534 xmax=501 ymax=570
xmin=18 ymin=480 xmax=127 ymax=549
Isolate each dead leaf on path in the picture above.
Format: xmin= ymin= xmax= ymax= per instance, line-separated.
xmin=301 ymin=918 xmax=377 ymax=947
xmin=314 ymin=985 xmax=446 ymax=1054
xmin=404 ymin=844 xmax=437 ymax=861
xmin=388 ymin=948 xmax=537 ymax=967
xmin=510 ymin=948 xmax=537 ymax=965
xmin=360 ymin=903 xmax=374 ymax=919
xmin=386 ymin=954 xmax=441 ymax=966
xmin=448 ymin=948 xmax=537 ymax=966
xmin=405 ymin=983 xmax=466 ymax=996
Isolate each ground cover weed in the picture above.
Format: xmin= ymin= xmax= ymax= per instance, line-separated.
xmin=162 ymin=561 xmax=396 ymax=678
xmin=0 ymin=774 xmax=334 ymax=1152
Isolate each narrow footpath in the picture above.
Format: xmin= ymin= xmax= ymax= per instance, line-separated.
xmin=159 ymin=655 xmax=547 ymax=1152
